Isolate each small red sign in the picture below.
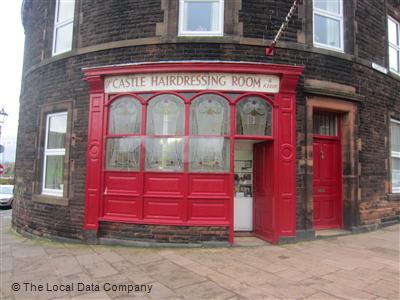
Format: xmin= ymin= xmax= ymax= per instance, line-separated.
xmin=0 ymin=164 xmax=4 ymax=175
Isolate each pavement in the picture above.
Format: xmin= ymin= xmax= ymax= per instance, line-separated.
xmin=0 ymin=208 xmax=399 ymax=300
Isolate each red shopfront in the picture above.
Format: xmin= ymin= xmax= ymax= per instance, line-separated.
xmin=83 ymin=62 xmax=303 ymax=245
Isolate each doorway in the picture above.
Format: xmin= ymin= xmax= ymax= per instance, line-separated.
xmin=234 ymin=140 xmax=274 ymax=242
xmin=313 ymin=111 xmax=342 ymax=229
xmin=234 ymin=140 xmax=255 ymax=232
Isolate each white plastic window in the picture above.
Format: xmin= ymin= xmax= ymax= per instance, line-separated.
xmin=52 ymin=0 xmax=75 ymax=55
xmin=313 ymin=0 xmax=343 ymax=51
xmin=391 ymin=119 xmax=400 ymax=193
xmin=388 ymin=17 xmax=400 ymax=74
xmin=42 ymin=112 xmax=67 ymax=196
xmin=179 ymin=0 xmax=224 ymax=36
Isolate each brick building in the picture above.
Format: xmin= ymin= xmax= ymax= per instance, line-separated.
xmin=13 ymin=0 xmax=400 ymax=245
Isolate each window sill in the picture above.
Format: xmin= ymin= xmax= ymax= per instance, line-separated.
xmin=389 ymin=70 xmax=400 ymax=78
xmin=313 ymin=43 xmax=344 ymax=53
xmin=32 ymin=194 xmax=69 ymax=206
xmin=387 ymin=193 xmax=400 ymax=201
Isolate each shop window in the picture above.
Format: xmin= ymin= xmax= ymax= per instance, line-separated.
xmin=106 ymin=96 xmax=142 ymax=171
xmin=178 ymin=0 xmax=224 ymax=36
xmin=190 ymin=94 xmax=229 ymax=135
xmin=42 ymin=112 xmax=67 ymax=196
xmin=189 ymin=94 xmax=230 ymax=172
xmin=313 ymin=0 xmax=343 ymax=51
xmin=313 ymin=111 xmax=338 ymax=136
xmin=388 ymin=16 xmax=400 ymax=74
xmin=147 ymin=94 xmax=185 ymax=135
xmin=52 ymin=0 xmax=75 ymax=56
xmin=189 ymin=138 xmax=230 ymax=172
xmin=108 ymin=96 xmax=141 ymax=134
xmin=106 ymin=138 xmax=141 ymax=171
xmin=145 ymin=94 xmax=185 ymax=171
xmin=236 ymin=96 xmax=272 ymax=136
xmin=145 ymin=138 xmax=184 ymax=171
xmin=391 ymin=119 xmax=400 ymax=193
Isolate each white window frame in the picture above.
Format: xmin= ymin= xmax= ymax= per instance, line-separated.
xmin=388 ymin=16 xmax=400 ymax=75
xmin=391 ymin=118 xmax=400 ymax=194
xmin=178 ymin=0 xmax=224 ymax=37
xmin=42 ymin=112 xmax=67 ymax=196
xmin=52 ymin=0 xmax=75 ymax=56
xmin=312 ymin=0 xmax=344 ymax=52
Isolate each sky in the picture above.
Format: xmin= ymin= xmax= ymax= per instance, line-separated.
xmin=0 ymin=0 xmax=24 ymax=162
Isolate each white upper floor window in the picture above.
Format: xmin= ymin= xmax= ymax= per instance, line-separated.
xmin=52 ymin=0 xmax=75 ymax=56
xmin=313 ymin=0 xmax=343 ymax=51
xmin=391 ymin=119 xmax=400 ymax=193
xmin=42 ymin=112 xmax=67 ymax=196
xmin=388 ymin=16 xmax=400 ymax=75
xmin=178 ymin=0 xmax=224 ymax=36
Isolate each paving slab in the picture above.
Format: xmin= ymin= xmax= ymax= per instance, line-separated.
xmin=0 ymin=209 xmax=399 ymax=299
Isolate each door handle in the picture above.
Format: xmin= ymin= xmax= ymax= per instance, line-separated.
xmin=320 ymin=150 xmax=324 ymax=160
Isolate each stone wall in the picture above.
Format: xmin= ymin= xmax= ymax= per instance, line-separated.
xmin=14 ymin=0 xmax=400 ymax=243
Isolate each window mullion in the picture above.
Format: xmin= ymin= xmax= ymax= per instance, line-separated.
xmin=55 ymin=17 xmax=74 ymax=28
xmin=314 ymin=8 xmax=342 ymax=20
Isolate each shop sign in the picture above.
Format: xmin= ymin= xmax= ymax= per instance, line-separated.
xmin=105 ymin=72 xmax=280 ymax=93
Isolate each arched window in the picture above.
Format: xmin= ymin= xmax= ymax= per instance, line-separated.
xmin=145 ymin=94 xmax=185 ymax=171
xmin=146 ymin=94 xmax=185 ymax=135
xmin=190 ymin=94 xmax=229 ymax=135
xmin=236 ymin=96 xmax=273 ymax=136
xmin=189 ymin=94 xmax=230 ymax=172
xmin=109 ymin=96 xmax=141 ymax=134
xmin=106 ymin=96 xmax=141 ymax=171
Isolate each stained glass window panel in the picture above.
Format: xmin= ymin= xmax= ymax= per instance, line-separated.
xmin=106 ymin=137 xmax=141 ymax=171
xmin=190 ymin=94 xmax=230 ymax=135
xmin=189 ymin=138 xmax=230 ymax=172
xmin=145 ymin=138 xmax=184 ymax=171
xmin=147 ymin=95 xmax=185 ymax=135
xmin=236 ymin=97 xmax=272 ymax=136
xmin=109 ymin=97 xmax=141 ymax=134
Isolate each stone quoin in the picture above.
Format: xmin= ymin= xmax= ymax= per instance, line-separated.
xmin=13 ymin=0 xmax=400 ymax=246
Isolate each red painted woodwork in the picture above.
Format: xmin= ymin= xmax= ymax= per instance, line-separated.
xmin=276 ymin=94 xmax=297 ymax=237
xmin=84 ymin=88 xmax=104 ymax=230
xmin=188 ymin=174 xmax=230 ymax=196
xmin=143 ymin=197 xmax=184 ymax=220
xmin=253 ymin=142 xmax=276 ymax=242
xmin=313 ymin=138 xmax=342 ymax=229
xmin=83 ymin=62 xmax=303 ymax=244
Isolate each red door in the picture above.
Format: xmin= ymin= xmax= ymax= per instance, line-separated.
xmin=313 ymin=138 xmax=342 ymax=229
xmin=253 ymin=142 xmax=275 ymax=242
